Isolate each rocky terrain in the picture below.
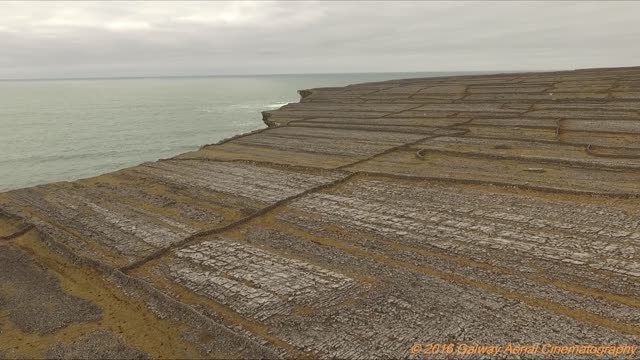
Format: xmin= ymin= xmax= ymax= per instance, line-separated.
xmin=1 ymin=67 xmax=639 ymax=359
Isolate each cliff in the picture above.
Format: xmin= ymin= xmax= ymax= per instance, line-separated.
xmin=1 ymin=67 xmax=639 ymax=358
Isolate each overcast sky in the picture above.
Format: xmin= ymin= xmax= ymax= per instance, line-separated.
xmin=1 ymin=1 xmax=639 ymax=79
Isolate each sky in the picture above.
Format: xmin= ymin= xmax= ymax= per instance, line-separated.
xmin=0 ymin=1 xmax=639 ymax=79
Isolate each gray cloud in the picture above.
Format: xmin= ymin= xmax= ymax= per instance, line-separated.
xmin=0 ymin=1 xmax=639 ymax=79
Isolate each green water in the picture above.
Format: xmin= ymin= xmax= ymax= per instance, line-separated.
xmin=0 ymin=72 xmax=478 ymax=191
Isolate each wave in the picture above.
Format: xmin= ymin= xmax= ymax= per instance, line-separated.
xmin=266 ymin=102 xmax=289 ymax=108
xmin=194 ymin=102 xmax=289 ymax=113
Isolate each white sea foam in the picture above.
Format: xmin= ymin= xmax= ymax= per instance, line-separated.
xmin=266 ymin=102 xmax=289 ymax=108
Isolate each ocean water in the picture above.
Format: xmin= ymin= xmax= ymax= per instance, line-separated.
xmin=0 ymin=72 xmax=480 ymax=191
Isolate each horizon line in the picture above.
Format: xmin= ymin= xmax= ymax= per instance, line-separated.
xmin=0 ymin=69 xmax=540 ymax=82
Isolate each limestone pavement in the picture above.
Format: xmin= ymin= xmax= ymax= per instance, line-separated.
xmin=1 ymin=66 xmax=640 ymax=359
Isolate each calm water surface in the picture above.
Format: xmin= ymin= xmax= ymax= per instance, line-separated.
xmin=0 ymin=72 xmax=481 ymax=191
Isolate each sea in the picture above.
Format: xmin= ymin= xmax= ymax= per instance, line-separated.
xmin=0 ymin=72 xmax=482 ymax=191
